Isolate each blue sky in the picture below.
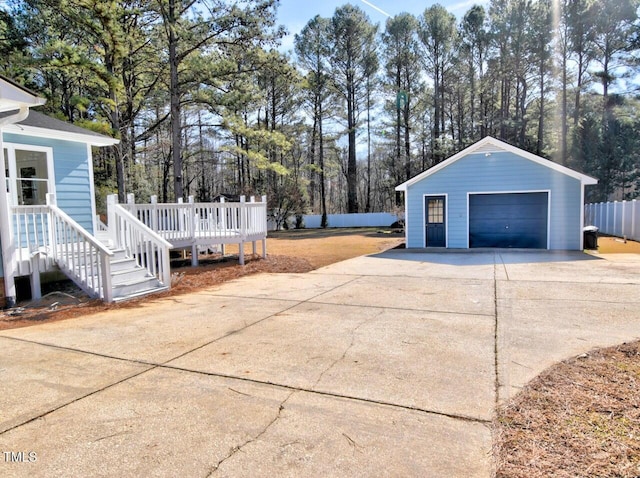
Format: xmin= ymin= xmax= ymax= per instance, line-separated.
xmin=277 ymin=0 xmax=490 ymax=51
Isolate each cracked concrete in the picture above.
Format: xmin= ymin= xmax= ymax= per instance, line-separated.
xmin=1 ymin=250 xmax=639 ymax=477
xmin=208 ymin=390 xmax=296 ymax=477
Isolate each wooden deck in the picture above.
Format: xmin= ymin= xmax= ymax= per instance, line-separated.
xmin=119 ymin=195 xmax=268 ymax=265
xmin=8 ymin=194 xmax=267 ymax=302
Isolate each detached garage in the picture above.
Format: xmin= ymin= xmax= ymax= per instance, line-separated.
xmin=396 ymin=137 xmax=598 ymax=250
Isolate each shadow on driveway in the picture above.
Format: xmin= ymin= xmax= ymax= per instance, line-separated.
xmin=369 ymin=249 xmax=602 ymax=265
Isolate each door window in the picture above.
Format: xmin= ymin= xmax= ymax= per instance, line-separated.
xmin=428 ymin=199 xmax=444 ymax=224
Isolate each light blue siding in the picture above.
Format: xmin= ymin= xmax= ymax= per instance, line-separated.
xmin=406 ymin=152 xmax=582 ymax=249
xmin=3 ymin=132 xmax=94 ymax=233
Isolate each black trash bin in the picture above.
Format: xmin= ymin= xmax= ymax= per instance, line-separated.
xmin=583 ymin=226 xmax=598 ymax=250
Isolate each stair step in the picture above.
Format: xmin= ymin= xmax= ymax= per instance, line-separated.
xmin=108 ymin=248 xmax=128 ymax=261
xmin=111 ymin=266 xmax=152 ymax=285
xmin=112 ymin=276 xmax=164 ymax=298
xmin=110 ymin=257 xmax=139 ymax=272
xmin=112 ymin=285 xmax=169 ymax=303
xmin=95 ymin=231 xmax=113 ymax=247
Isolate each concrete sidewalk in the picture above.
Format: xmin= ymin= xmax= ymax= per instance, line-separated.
xmin=0 ymin=251 xmax=638 ymax=477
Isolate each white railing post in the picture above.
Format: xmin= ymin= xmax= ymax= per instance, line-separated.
xmin=127 ymin=193 xmax=135 ymax=205
xmin=107 ymin=194 xmax=118 ymax=246
xmin=188 ymin=195 xmax=195 ymax=237
xmin=100 ymin=253 xmax=113 ymax=302
xmin=45 ymin=193 xmax=57 ymax=256
xmin=177 ymin=197 xmax=184 ymax=241
xmin=150 ymin=195 xmax=158 ymax=232
xmin=219 ymin=197 xmax=226 ymax=256
xmin=239 ymin=195 xmax=246 ymax=265
xmin=188 ymin=195 xmax=198 ymax=266
xmin=261 ymin=195 xmax=267 ymax=258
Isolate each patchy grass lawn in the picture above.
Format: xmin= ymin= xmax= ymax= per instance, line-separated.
xmin=495 ymin=340 xmax=640 ymax=477
xmin=0 ymin=227 xmax=403 ymax=331
xmin=595 ymin=236 xmax=640 ymax=254
xmin=227 ymin=227 xmax=404 ymax=268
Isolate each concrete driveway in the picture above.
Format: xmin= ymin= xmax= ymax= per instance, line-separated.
xmin=1 ymin=250 xmax=638 ymax=477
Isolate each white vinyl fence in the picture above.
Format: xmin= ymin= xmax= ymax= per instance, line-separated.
xmin=585 ymin=199 xmax=639 ymax=241
xmin=269 ymin=212 xmax=401 ymax=230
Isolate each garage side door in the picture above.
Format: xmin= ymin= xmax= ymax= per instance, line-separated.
xmin=469 ymin=192 xmax=548 ymax=248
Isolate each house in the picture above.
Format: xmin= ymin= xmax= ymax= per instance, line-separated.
xmin=395 ymin=136 xmax=598 ymax=250
xmin=0 ymin=76 xmax=173 ymax=306
xmin=0 ymin=75 xmax=134 ymax=306
xmin=0 ymin=75 xmax=267 ymax=308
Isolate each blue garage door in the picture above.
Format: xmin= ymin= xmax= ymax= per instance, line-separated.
xmin=469 ymin=192 xmax=548 ymax=248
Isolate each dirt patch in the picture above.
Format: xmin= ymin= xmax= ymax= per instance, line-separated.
xmin=0 ymin=228 xmax=403 ymax=331
xmin=595 ymin=236 xmax=640 ymax=254
xmin=494 ymin=340 xmax=640 ymax=477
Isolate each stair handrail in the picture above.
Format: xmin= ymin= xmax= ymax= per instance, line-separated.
xmin=46 ymin=194 xmax=115 ymax=302
xmin=107 ymin=194 xmax=172 ymax=289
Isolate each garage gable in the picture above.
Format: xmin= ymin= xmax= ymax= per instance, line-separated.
xmin=396 ymin=136 xmax=597 ymax=192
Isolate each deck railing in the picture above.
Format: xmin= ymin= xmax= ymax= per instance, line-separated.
xmin=11 ymin=194 xmax=114 ymax=301
xmin=122 ymin=194 xmax=267 ymax=242
xmin=10 ymin=204 xmax=54 ymax=276
xmin=107 ymin=195 xmax=172 ymax=288
xmin=49 ymin=200 xmax=114 ymax=301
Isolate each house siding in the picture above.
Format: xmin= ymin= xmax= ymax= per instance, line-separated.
xmin=406 ymin=151 xmax=582 ymax=249
xmin=3 ymin=132 xmax=94 ymax=233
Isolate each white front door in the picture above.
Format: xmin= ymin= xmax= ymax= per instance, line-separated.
xmin=3 ymin=144 xmax=55 ymax=206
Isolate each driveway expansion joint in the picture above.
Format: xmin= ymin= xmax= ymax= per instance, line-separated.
xmin=493 ymin=254 xmax=500 ymax=408
xmin=0 ymin=364 xmax=156 ymax=436
xmin=306 ymin=300 xmax=495 ymax=317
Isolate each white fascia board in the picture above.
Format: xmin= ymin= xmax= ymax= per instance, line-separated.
xmin=3 ymin=123 xmax=119 ymax=147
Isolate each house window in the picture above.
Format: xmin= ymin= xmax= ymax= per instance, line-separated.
xmin=3 ymin=145 xmax=54 ymax=206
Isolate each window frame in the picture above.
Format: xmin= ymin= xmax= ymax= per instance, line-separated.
xmin=3 ymin=143 xmax=55 ymax=206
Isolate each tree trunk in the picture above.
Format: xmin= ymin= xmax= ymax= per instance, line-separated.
xmin=319 ymin=101 xmax=327 ymax=228
xmin=346 ymin=70 xmax=358 ymax=213
xmin=309 ymin=96 xmax=318 ymax=210
xmin=169 ymin=0 xmax=183 ymax=201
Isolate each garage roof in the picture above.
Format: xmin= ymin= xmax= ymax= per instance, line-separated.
xmin=396 ymin=136 xmax=598 ymax=192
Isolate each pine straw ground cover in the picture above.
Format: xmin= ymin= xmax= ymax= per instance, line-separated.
xmin=494 ymin=340 xmax=640 ymax=477
xmin=0 ymin=228 xmax=403 ymax=331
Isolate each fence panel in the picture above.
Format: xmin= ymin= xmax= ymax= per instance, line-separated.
xmin=586 ymin=199 xmax=639 ymax=241
xmin=293 ymin=212 xmax=400 ymax=230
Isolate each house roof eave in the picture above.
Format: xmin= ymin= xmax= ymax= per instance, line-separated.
xmin=0 ymin=76 xmax=46 ymax=112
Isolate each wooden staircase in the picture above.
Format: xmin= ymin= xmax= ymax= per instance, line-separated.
xmin=94 ymin=232 xmax=168 ymax=301
xmin=106 ymin=247 xmax=168 ymax=301
xmin=43 ymin=194 xmax=172 ymax=303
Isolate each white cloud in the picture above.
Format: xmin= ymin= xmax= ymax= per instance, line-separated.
xmin=359 ymin=0 xmax=391 ymax=18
